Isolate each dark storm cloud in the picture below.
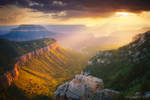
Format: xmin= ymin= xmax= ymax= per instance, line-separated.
xmin=0 ymin=0 xmax=150 ymax=18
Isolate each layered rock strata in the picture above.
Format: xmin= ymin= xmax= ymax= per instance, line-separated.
xmin=55 ymin=72 xmax=104 ymax=100
xmin=0 ymin=42 xmax=58 ymax=90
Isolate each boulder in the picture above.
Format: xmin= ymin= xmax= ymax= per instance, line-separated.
xmin=135 ymin=92 xmax=141 ymax=96
xmin=55 ymin=73 xmax=104 ymax=100
xmin=145 ymin=91 xmax=150 ymax=98
xmin=89 ymin=89 xmax=120 ymax=100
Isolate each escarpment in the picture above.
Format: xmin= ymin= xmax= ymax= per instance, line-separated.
xmin=0 ymin=42 xmax=58 ymax=90
xmin=17 ymin=42 xmax=58 ymax=64
xmin=0 ymin=38 xmax=88 ymax=100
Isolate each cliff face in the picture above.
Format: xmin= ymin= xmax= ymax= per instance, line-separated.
xmin=17 ymin=42 xmax=58 ymax=64
xmin=54 ymin=72 xmax=120 ymax=100
xmin=54 ymin=72 xmax=104 ymax=100
xmin=84 ymin=31 xmax=150 ymax=93
xmin=0 ymin=42 xmax=58 ymax=90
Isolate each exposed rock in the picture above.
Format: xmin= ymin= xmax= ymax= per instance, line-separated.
xmin=97 ymin=59 xmax=101 ymax=63
xmin=103 ymin=89 xmax=120 ymax=99
xmin=88 ymin=61 xmax=93 ymax=65
xmin=127 ymin=91 xmax=150 ymax=99
xmin=145 ymin=91 xmax=150 ymax=98
xmin=104 ymin=52 xmax=112 ymax=56
xmin=135 ymin=92 xmax=141 ymax=96
xmin=54 ymin=76 xmax=120 ymax=100
xmin=90 ymin=89 xmax=120 ymax=100
xmin=0 ymin=62 xmax=21 ymax=90
xmin=128 ymin=50 xmax=132 ymax=55
xmin=0 ymin=42 xmax=58 ymax=90
xmin=17 ymin=42 xmax=58 ymax=64
xmin=55 ymin=73 xmax=104 ymax=100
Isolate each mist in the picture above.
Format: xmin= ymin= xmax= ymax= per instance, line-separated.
xmin=49 ymin=23 xmax=150 ymax=51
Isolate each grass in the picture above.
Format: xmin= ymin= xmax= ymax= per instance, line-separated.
xmin=12 ymin=47 xmax=89 ymax=100
xmin=0 ymin=38 xmax=56 ymax=75
xmin=0 ymin=38 xmax=89 ymax=100
xmin=84 ymin=31 xmax=150 ymax=95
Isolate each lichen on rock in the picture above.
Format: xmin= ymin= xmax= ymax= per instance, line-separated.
xmin=54 ymin=72 xmax=104 ymax=100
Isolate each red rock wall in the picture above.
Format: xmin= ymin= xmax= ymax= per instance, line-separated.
xmin=0 ymin=42 xmax=58 ymax=90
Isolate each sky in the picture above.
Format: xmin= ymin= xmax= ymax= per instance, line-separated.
xmin=0 ymin=0 xmax=150 ymax=25
xmin=1 ymin=0 xmax=150 ymax=49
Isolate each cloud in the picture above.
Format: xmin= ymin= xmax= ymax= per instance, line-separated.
xmin=52 ymin=1 xmax=66 ymax=6
xmin=0 ymin=5 xmax=59 ymax=25
xmin=0 ymin=0 xmax=150 ymax=19
xmin=0 ymin=5 xmax=27 ymax=25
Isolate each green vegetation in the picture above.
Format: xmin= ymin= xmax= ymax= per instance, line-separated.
xmin=82 ymin=44 xmax=122 ymax=56
xmin=0 ymin=39 xmax=19 ymax=74
xmin=0 ymin=38 xmax=89 ymax=100
xmin=84 ymin=31 xmax=150 ymax=96
xmin=111 ymin=94 xmax=150 ymax=100
xmin=0 ymin=38 xmax=56 ymax=75
xmin=15 ymin=38 xmax=56 ymax=54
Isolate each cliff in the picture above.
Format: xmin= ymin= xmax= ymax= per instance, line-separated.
xmin=16 ymin=42 xmax=58 ymax=64
xmin=84 ymin=31 xmax=150 ymax=96
xmin=0 ymin=42 xmax=58 ymax=90
xmin=54 ymin=72 xmax=104 ymax=100
xmin=54 ymin=72 xmax=120 ymax=100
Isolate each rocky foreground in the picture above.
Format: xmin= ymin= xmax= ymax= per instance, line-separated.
xmin=54 ymin=72 xmax=119 ymax=100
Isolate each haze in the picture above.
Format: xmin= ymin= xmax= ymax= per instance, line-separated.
xmin=1 ymin=0 xmax=150 ymax=50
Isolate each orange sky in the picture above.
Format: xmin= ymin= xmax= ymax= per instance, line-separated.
xmin=0 ymin=5 xmax=150 ymax=48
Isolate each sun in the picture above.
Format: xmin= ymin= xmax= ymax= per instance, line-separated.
xmin=116 ymin=12 xmax=133 ymax=16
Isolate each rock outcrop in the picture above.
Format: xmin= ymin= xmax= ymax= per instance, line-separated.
xmin=17 ymin=42 xmax=58 ymax=64
xmin=90 ymin=89 xmax=120 ymax=100
xmin=0 ymin=42 xmax=58 ymax=90
xmin=0 ymin=62 xmax=21 ymax=90
xmin=127 ymin=91 xmax=150 ymax=99
xmin=54 ymin=72 xmax=120 ymax=100
xmin=54 ymin=72 xmax=104 ymax=100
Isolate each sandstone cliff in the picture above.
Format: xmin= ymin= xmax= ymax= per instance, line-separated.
xmin=0 ymin=42 xmax=58 ymax=90
xmin=54 ymin=72 xmax=104 ymax=100
xmin=54 ymin=72 xmax=120 ymax=100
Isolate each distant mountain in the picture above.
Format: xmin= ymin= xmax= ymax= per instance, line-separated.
xmin=0 ymin=26 xmax=17 ymax=35
xmin=84 ymin=31 xmax=150 ymax=96
xmin=0 ymin=25 xmax=56 ymax=41
xmin=45 ymin=24 xmax=86 ymax=34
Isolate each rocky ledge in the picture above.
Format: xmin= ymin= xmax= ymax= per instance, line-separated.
xmin=0 ymin=42 xmax=58 ymax=91
xmin=54 ymin=72 xmax=119 ymax=100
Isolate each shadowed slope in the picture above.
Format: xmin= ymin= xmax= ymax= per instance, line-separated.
xmin=84 ymin=31 xmax=150 ymax=95
xmin=14 ymin=47 xmax=88 ymax=99
xmin=0 ymin=38 xmax=89 ymax=100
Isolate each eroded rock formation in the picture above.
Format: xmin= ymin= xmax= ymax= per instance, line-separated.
xmin=92 ymin=89 xmax=120 ymax=100
xmin=0 ymin=42 xmax=58 ymax=90
xmin=54 ymin=72 xmax=104 ymax=100
xmin=54 ymin=72 xmax=120 ymax=100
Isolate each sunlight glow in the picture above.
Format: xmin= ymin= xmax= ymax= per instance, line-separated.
xmin=116 ymin=12 xmax=133 ymax=16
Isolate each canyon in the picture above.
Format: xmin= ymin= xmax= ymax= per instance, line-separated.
xmin=0 ymin=42 xmax=59 ymax=90
xmin=0 ymin=38 xmax=89 ymax=100
xmin=54 ymin=31 xmax=150 ymax=100
xmin=0 ymin=25 xmax=150 ymax=100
